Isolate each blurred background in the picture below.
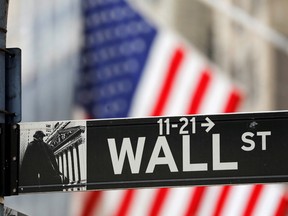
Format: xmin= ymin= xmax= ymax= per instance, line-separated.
xmin=4 ymin=0 xmax=288 ymax=215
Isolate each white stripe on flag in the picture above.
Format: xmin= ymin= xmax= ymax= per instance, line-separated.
xmin=221 ymin=185 xmax=253 ymax=216
xmin=162 ymin=51 xmax=205 ymax=115
xmin=126 ymin=189 xmax=158 ymax=216
xmin=252 ymin=184 xmax=285 ymax=216
xmin=197 ymin=186 xmax=223 ymax=216
xmin=100 ymin=190 xmax=126 ymax=216
xmin=198 ymin=72 xmax=233 ymax=114
xmin=158 ymin=187 xmax=195 ymax=216
xmin=70 ymin=192 xmax=88 ymax=216
xmin=129 ymin=30 xmax=180 ymax=117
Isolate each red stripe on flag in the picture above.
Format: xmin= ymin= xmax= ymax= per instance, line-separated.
xmin=115 ymin=190 xmax=135 ymax=216
xmin=213 ymin=186 xmax=231 ymax=216
xmin=275 ymin=195 xmax=288 ymax=216
xmin=80 ymin=191 xmax=102 ymax=216
xmin=223 ymin=88 xmax=242 ymax=113
xmin=151 ymin=47 xmax=184 ymax=116
xmin=243 ymin=184 xmax=264 ymax=216
xmin=184 ymin=186 xmax=206 ymax=216
xmin=148 ymin=188 xmax=169 ymax=216
xmin=187 ymin=69 xmax=212 ymax=114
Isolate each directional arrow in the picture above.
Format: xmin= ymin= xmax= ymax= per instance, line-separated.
xmin=201 ymin=117 xmax=215 ymax=133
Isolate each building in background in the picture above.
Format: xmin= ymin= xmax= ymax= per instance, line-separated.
xmin=139 ymin=0 xmax=288 ymax=111
xmin=270 ymin=0 xmax=288 ymax=109
xmin=211 ymin=0 xmax=273 ymax=110
xmin=7 ymin=0 xmax=82 ymax=122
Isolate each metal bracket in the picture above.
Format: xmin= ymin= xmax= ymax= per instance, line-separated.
xmin=0 ymin=48 xmax=21 ymax=197
xmin=4 ymin=48 xmax=21 ymax=124
xmin=0 ymin=124 xmax=19 ymax=196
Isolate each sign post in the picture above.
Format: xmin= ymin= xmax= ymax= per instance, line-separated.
xmin=0 ymin=1 xmax=9 ymax=215
xmin=17 ymin=111 xmax=288 ymax=194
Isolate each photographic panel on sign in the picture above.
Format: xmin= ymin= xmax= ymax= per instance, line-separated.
xmin=4 ymin=206 xmax=29 ymax=216
xmin=19 ymin=120 xmax=87 ymax=193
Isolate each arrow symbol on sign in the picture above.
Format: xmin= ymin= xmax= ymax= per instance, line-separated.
xmin=201 ymin=117 xmax=215 ymax=133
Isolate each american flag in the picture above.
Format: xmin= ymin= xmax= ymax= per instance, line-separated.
xmin=74 ymin=0 xmax=288 ymax=215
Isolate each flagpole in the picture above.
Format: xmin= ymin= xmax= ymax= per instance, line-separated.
xmin=0 ymin=0 xmax=9 ymax=215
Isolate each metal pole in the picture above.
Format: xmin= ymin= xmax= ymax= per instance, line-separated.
xmin=0 ymin=198 xmax=3 ymax=216
xmin=0 ymin=0 xmax=8 ymax=123
xmin=0 ymin=1 xmax=9 ymax=215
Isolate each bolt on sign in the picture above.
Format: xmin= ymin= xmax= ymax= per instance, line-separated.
xmin=18 ymin=111 xmax=288 ymax=193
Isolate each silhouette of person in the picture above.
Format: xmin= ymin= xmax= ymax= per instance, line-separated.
xmin=20 ymin=130 xmax=63 ymax=191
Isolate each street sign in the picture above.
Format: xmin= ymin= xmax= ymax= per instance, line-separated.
xmin=18 ymin=111 xmax=288 ymax=193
